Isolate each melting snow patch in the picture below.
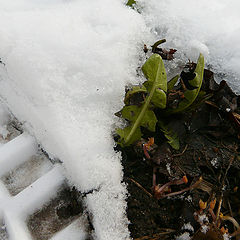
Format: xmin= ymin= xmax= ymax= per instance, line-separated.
xmin=166 ymin=162 xmax=172 ymax=175
xmin=211 ymin=157 xmax=219 ymax=168
xmin=175 ymin=232 xmax=191 ymax=240
xmin=138 ymin=0 xmax=240 ymax=91
xmin=182 ymin=222 xmax=194 ymax=232
xmin=223 ymin=233 xmax=231 ymax=240
xmin=185 ymin=195 xmax=192 ymax=202
xmin=201 ymin=225 xmax=209 ymax=234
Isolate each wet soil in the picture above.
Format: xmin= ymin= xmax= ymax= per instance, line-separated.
xmin=118 ymin=68 xmax=240 ymax=239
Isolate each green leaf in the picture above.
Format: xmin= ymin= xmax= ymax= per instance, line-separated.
xmin=121 ymin=105 xmax=157 ymax=132
xmin=126 ymin=0 xmax=136 ymax=7
xmin=142 ymin=54 xmax=167 ymax=109
xmin=159 ymin=121 xmax=180 ymax=150
xmin=150 ymin=88 xmax=167 ymax=109
xmin=124 ymin=86 xmax=147 ymax=105
xmin=116 ymin=54 xmax=167 ymax=146
xmin=116 ymin=125 xmax=141 ymax=147
xmin=142 ymin=54 xmax=167 ymax=92
xmin=187 ymin=91 xmax=213 ymax=111
xmin=167 ymin=53 xmax=204 ymax=114
xmin=167 ymin=75 xmax=179 ymax=91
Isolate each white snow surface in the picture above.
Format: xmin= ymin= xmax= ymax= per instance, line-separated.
xmin=175 ymin=232 xmax=191 ymax=240
xmin=138 ymin=0 xmax=240 ymax=90
xmin=0 ymin=0 xmax=240 ymax=239
xmin=0 ymin=1 xmax=151 ymax=239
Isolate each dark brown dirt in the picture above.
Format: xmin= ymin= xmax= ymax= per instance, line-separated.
xmin=119 ymin=68 xmax=240 ymax=240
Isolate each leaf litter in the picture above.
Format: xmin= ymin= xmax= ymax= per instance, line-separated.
xmin=115 ymin=40 xmax=240 ymax=240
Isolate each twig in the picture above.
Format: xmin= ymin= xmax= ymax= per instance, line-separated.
xmin=228 ymin=200 xmax=233 ymax=217
xmin=134 ymin=229 xmax=175 ymax=240
xmin=151 ymin=39 xmax=166 ymax=52
xmin=160 ymin=176 xmax=202 ymax=199
xmin=205 ymin=100 xmax=219 ymax=109
xmin=172 ymin=144 xmax=188 ymax=157
xmin=128 ymin=178 xmax=153 ymax=198
xmin=216 ymin=194 xmax=223 ymax=222
xmin=221 ymin=142 xmax=237 ymax=153
xmin=216 ymin=156 xmax=235 ymax=222
xmin=222 ymin=155 xmax=235 ymax=188
xmin=153 ymin=167 xmax=157 ymax=187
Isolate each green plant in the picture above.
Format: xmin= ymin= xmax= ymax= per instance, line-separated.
xmin=126 ymin=0 xmax=136 ymax=7
xmin=116 ymin=54 xmax=167 ymax=146
xmin=166 ymin=53 xmax=204 ymax=114
xmin=116 ymin=52 xmax=205 ymax=148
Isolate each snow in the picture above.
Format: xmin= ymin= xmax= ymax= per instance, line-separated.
xmin=175 ymin=232 xmax=191 ymax=240
xmin=0 ymin=0 xmax=240 ymax=239
xmin=0 ymin=0 xmax=151 ymax=239
xmin=210 ymin=157 xmax=219 ymax=168
xmin=138 ymin=0 xmax=240 ymax=91
xmin=0 ymin=134 xmax=37 ymax=176
xmin=201 ymin=225 xmax=209 ymax=234
xmin=0 ymin=103 xmax=10 ymax=140
xmin=51 ymin=217 xmax=87 ymax=240
xmin=182 ymin=222 xmax=194 ymax=232
xmin=223 ymin=233 xmax=231 ymax=240
xmin=197 ymin=214 xmax=209 ymax=225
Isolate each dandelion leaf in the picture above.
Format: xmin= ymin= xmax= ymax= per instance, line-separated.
xmin=121 ymin=105 xmax=157 ymax=132
xmin=142 ymin=54 xmax=167 ymax=92
xmin=150 ymin=88 xmax=167 ymax=109
xmin=116 ymin=54 xmax=167 ymax=146
xmin=167 ymin=54 xmax=204 ymax=114
xmin=159 ymin=120 xmax=180 ymax=150
xmin=116 ymin=126 xmax=141 ymax=147
xmin=124 ymin=86 xmax=147 ymax=105
xmin=167 ymin=75 xmax=179 ymax=90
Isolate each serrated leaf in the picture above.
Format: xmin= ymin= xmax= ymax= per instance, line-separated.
xmin=116 ymin=125 xmax=141 ymax=147
xmin=167 ymin=75 xmax=179 ymax=90
xmin=116 ymin=54 xmax=167 ymax=146
xmin=159 ymin=121 xmax=180 ymax=150
xmin=121 ymin=105 xmax=157 ymax=132
xmin=124 ymin=86 xmax=147 ymax=105
xmin=167 ymin=53 xmax=204 ymax=114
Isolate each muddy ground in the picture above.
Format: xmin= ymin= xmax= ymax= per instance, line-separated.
xmin=117 ymin=65 xmax=240 ymax=240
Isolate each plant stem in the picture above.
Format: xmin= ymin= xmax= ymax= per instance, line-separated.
xmin=125 ymin=63 xmax=161 ymax=144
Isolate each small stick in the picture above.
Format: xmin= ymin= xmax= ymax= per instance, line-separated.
xmin=134 ymin=229 xmax=175 ymax=240
xmin=172 ymin=144 xmax=188 ymax=157
xmin=228 ymin=199 xmax=234 ymax=219
xmin=151 ymin=39 xmax=166 ymax=52
xmin=216 ymin=156 xmax=235 ymax=222
xmin=152 ymin=167 xmax=157 ymax=187
xmin=128 ymin=178 xmax=153 ymax=198
xmin=216 ymin=194 xmax=223 ymax=222
xmin=161 ymin=177 xmax=202 ymax=199
xmin=143 ymin=144 xmax=151 ymax=159
xmin=221 ymin=215 xmax=240 ymax=229
xmin=205 ymin=100 xmax=219 ymax=109
xmin=222 ymin=156 xmax=235 ymax=184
